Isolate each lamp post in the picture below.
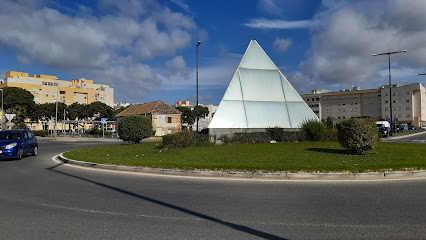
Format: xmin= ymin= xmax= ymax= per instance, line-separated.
xmin=196 ymin=40 xmax=201 ymax=132
xmin=372 ymin=50 xmax=407 ymax=136
xmin=0 ymin=89 xmax=3 ymax=130
xmin=55 ymin=77 xmax=59 ymax=138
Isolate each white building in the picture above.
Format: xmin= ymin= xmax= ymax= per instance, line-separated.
xmin=301 ymin=83 xmax=426 ymax=127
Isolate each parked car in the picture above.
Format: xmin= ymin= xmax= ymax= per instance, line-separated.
xmin=376 ymin=121 xmax=391 ymax=137
xmin=421 ymin=125 xmax=426 ymax=131
xmin=408 ymin=125 xmax=417 ymax=131
xmin=396 ymin=123 xmax=408 ymax=132
xmin=0 ymin=130 xmax=38 ymax=160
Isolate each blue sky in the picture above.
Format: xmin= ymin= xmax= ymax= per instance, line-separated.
xmin=1 ymin=0 xmax=425 ymax=106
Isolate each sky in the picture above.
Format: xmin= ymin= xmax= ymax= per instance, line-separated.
xmin=0 ymin=0 xmax=426 ymax=106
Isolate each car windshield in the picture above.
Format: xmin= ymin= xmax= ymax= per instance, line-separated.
xmin=0 ymin=132 xmax=22 ymax=140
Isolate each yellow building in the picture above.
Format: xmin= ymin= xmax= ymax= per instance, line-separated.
xmin=1 ymin=71 xmax=114 ymax=107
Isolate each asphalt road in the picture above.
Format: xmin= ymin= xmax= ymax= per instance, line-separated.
xmin=382 ymin=131 xmax=426 ymax=144
xmin=0 ymin=138 xmax=425 ymax=240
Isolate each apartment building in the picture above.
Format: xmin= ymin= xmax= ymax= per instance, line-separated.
xmin=1 ymin=71 xmax=114 ymax=107
xmin=301 ymin=83 xmax=426 ymax=127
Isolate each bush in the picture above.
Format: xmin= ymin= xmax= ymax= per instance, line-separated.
xmin=337 ymin=118 xmax=379 ymax=155
xmin=280 ymin=131 xmax=307 ymax=142
xmin=33 ymin=130 xmax=48 ymax=137
xmin=162 ymin=132 xmax=212 ymax=149
xmin=219 ymin=130 xmax=307 ymax=145
xmin=118 ymin=115 xmax=153 ymax=144
xmin=301 ymin=119 xmax=326 ymax=141
xmin=266 ymin=127 xmax=284 ymax=141
xmin=86 ymin=126 xmax=102 ymax=135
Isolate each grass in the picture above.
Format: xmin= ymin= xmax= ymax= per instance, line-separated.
xmin=63 ymin=141 xmax=426 ymax=173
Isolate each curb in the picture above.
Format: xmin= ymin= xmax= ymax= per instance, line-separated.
xmin=56 ymin=153 xmax=426 ymax=181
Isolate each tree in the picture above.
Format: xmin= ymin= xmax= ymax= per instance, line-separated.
xmin=193 ymin=105 xmax=209 ymax=118
xmin=3 ymin=87 xmax=35 ymax=117
xmin=6 ymin=105 xmax=28 ymax=127
xmin=67 ymin=103 xmax=89 ymax=120
xmin=87 ymin=101 xmax=115 ymax=120
xmin=117 ymin=115 xmax=152 ymax=144
xmin=176 ymin=106 xmax=195 ymax=126
xmin=30 ymin=103 xmax=67 ymax=121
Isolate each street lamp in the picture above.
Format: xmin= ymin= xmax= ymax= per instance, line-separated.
xmin=0 ymin=89 xmax=3 ymax=130
xmin=55 ymin=77 xmax=59 ymax=138
xmin=196 ymin=40 xmax=201 ymax=132
xmin=372 ymin=50 xmax=407 ymax=136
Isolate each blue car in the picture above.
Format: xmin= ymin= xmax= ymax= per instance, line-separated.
xmin=0 ymin=130 xmax=38 ymax=160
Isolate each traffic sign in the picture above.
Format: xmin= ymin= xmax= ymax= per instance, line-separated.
xmin=386 ymin=118 xmax=391 ymax=122
xmin=101 ymin=118 xmax=107 ymax=124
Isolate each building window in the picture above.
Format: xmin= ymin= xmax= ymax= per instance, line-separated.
xmin=384 ymin=107 xmax=388 ymax=111
xmin=167 ymin=117 xmax=172 ymax=123
xmin=406 ymin=99 xmax=410 ymax=102
xmin=306 ymin=99 xmax=309 ymax=101
xmin=385 ymin=100 xmax=388 ymax=103
xmin=405 ymin=91 xmax=410 ymax=95
xmin=406 ymin=107 xmax=410 ymax=110
xmin=316 ymin=98 xmax=319 ymax=101
xmin=406 ymin=114 xmax=410 ymax=117
xmin=67 ymin=100 xmax=70 ymax=104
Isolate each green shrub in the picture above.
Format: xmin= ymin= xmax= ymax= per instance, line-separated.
xmin=162 ymin=131 xmax=212 ymax=149
xmin=281 ymin=131 xmax=307 ymax=142
xmin=266 ymin=127 xmax=284 ymax=141
xmin=86 ymin=126 xmax=102 ymax=135
xmin=219 ymin=132 xmax=270 ymax=144
xmin=301 ymin=119 xmax=326 ymax=141
xmin=337 ymin=118 xmax=379 ymax=155
xmin=219 ymin=130 xmax=307 ymax=145
xmin=324 ymin=129 xmax=338 ymax=141
xmin=118 ymin=115 xmax=153 ymax=144
xmin=33 ymin=130 xmax=48 ymax=137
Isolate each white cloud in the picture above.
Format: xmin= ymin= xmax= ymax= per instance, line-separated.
xmin=273 ymin=38 xmax=292 ymax=53
xmin=0 ymin=0 xmax=197 ymax=102
xmin=170 ymin=0 xmax=191 ymax=13
xmin=257 ymin=0 xmax=283 ymax=16
xmin=300 ymin=1 xmax=426 ymax=90
xmin=158 ymin=53 xmax=241 ymax=91
xmin=244 ymin=18 xmax=314 ymax=29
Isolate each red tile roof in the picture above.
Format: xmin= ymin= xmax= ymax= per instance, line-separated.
xmin=116 ymin=100 xmax=181 ymax=117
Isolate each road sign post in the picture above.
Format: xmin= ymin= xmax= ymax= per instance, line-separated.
xmin=101 ymin=118 xmax=107 ymax=138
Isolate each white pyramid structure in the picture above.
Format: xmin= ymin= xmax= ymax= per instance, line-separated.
xmin=209 ymin=40 xmax=318 ymax=131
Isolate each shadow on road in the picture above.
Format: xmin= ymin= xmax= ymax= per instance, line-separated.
xmin=47 ymin=163 xmax=287 ymax=240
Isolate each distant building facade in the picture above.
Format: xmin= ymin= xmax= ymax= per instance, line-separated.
xmin=301 ymin=83 xmax=426 ymax=127
xmin=116 ymin=100 xmax=181 ymax=136
xmin=1 ymin=71 xmax=114 ymax=107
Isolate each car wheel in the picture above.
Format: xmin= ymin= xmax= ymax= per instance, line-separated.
xmin=32 ymin=146 xmax=38 ymax=156
xmin=16 ymin=148 xmax=23 ymax=160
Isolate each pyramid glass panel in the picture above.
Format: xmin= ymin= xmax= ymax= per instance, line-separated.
xmin=240 ymin=69 xmax=285 ymax=102
xmin=222 ymin=72 xmax=243 ymax=101
xmin=245 ymin=101 xmax=291 ymax=128
xmin=208 ymin=100 xmax=247 ymax=128
xmin=209 ymin=40 xmax=318 ymax=130
xmin=239 ymin=41 xmax=276 ymax=70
